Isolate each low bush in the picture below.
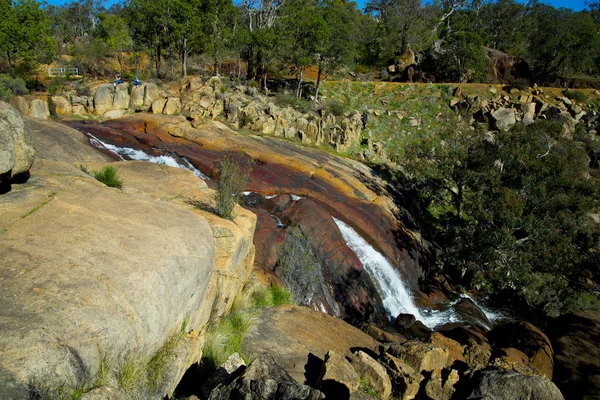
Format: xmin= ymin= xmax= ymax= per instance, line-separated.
xmin=324 ymin=99 xmax=348 ymax=117
xmin=93 ymin=165 xmax=123 ymax=188
xmin=278 ymin=226 xmax=322 ymax=305
xmin=563 ymin=89 xmax=589 ymax=103
xmin=215 ymin=157 xmax=251 ymax=220
xmin=0 ymin=74 xmax=28 ymax=101
xmin=274 ymin=92 xmax=312 ymax=114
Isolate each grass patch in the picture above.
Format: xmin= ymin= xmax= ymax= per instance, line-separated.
xmin=250 ymin=285 xmax=293 ymax=308
xmin=200 ymin=309 xmax=254 ymax=371
xmin=22 ymin=192 xmax=57 ymax=219
xmin=117 ymin=356 xmax=146 ymax=396
xmin=93 ymin=165 xmax=123 ymax=188
xmin=146 ymin=320 xmax=188 ymax=390
xmin=563 ymin=89 xmax=589 ymax=103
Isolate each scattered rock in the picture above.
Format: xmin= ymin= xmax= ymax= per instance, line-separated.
xmin=103 ymin=109 xmax=127 ymax=120
xmin=350 ymin=350 xmax=392 ymax=400
xmin=208 ymin=353 xmax=324 ymax=400
xmin=201 ymin=353 xmax=246 ymax=399
xmin=491 ymin=107 xmax=516 ymax=131
xmin=464 ymin=368 xmax=564 ymax=400
xmin=386 ymin=340 xmax=449 ymax=373
xmin=319 ymin=350 xmax=360 ymax=396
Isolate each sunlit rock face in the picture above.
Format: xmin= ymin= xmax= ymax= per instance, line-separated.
xmin=68 ymin=114 xmax=432 ymax=324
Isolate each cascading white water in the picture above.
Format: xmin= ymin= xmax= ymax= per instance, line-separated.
xmin=87 ymin=133 xmax=209 ymax=180
xmin=333 ymin=217 xmax=503 ymax=329
xmin=333 ymin=217 xmax=427 ymax=321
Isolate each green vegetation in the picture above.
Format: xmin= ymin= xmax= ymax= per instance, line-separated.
xmin=215 ymin=156 xmax=251 ymax=220
xmin=0 ymin=74 xmax=28 ymax=102
xmin=278 ymin=226 xmax=323 ymax=305
xmin=250 ymin=285 xmax=293 ymax=308
xmin=394 ymin=119 xmax=600 ymax=316
xmin=563 ymin=89 xmax=589 ymax=103
xmin=93 ymin=166 xmax=123 ymax=189
xmin=146 ymin=320 xmax=187 ymax=390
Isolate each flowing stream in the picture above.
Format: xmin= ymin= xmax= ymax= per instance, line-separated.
xmin=333 ymin=217 xmax=501 ymax=329
xmin=87 ymin=133 xmax=209 ymax=180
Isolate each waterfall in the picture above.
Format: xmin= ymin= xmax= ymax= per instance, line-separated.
xmin=87 ymin=133 xmax=209 ymax=180
xmin=333 ymin=217 xmax=503 ymax=329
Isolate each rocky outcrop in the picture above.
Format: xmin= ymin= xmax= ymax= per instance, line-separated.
xmin=0 ymin=119 xmax=256 ymax=399
xmin=0 ymin=102 xmax=34 ymax=193
xmin=241 ymin=305 xmax=377 ymax=384
xmin=208 ymin=353 xmax=324 ymax=400
xmin=71 ymin=114 xmax=428 ymax=319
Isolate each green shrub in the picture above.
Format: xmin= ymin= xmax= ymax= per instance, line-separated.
xmin=324 ymin=99 xmax=348 ymax=117
xmin=200 ymin=309 xmax=253 ymax=371
xmin=93 ymin=165 xmax=123 ymax=188
xmin=278 ymin=226 xmax=322 ymax=305
xmin=274 ymin=92 xmax=312 ymax=113
xmin=215 ymin=157 xmax=251 ymax=220
xmin=563 ymin=89 xmax=589 ymax=103
xmin=0 ymin=74 xmax=28 ymax=101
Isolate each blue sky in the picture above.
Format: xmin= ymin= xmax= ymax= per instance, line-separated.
xmin=44 ymin=0 xmax=589 ymax=12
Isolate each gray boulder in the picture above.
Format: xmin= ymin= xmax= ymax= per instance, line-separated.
xmin=144 ymin=83 xmax=160 ymax=106
xmin=491 ymin=108 xmax=516 ymax=131
xmin=465 ymin=368 xmax=564 ymax=400
xmin=28 ymin=98 xmax=49 ymax=119
xmin=93 ymin=84 xmax=115 ymax=115
xmin=112 ymin=83 xmax=130 ymax=110
xmin=0 ymin=102 xmax=34 ymax=190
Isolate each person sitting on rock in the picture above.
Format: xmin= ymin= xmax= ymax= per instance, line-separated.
xmin=133 ymin=76 xmax=141 ymax=87
xmin=113 ymin=73 xmax=123 ymax=87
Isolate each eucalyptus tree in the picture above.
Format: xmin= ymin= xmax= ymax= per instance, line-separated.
xmin=0 ymin=0 xmax=55 ymax=73
xmin=95 ymin=13 xmax=133 ymax=74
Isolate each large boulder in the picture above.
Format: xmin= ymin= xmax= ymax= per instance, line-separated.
xmin=546 ymin=310 xmax=600 ymax=400
xmin=9 ymin=96 xmax=29 ymax=116
xmin=453 ymin=297 xmax=492 ymax=331
xmin=318 ymin=350 xmax=360 ymax=397
xmin=28 ymin=98 xmax=49 ymax=119
xmin=164 ymin=97 xmax=182 ymax=115
xmin=0 ymin=102 xmax=34 ymax=192
xmin=464 ymin=368 xmax=564 ymax=400
xmin=112 ymin=83 xmax=130 ymax=110
xmin=51 ymin=95 xmax=72 ymax=115
xmin=144 ymin=83 xmax=160 ymax=106
xmin=0 ymin=120 xmax=257 ymax=398
xmin=350 ymin=351 xmax=392 ymax=400
xmin=93 ymin=84 xmax=115 ymax=115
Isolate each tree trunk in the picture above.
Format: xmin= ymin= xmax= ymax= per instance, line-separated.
xmin=296 ymin=68 xmax=304 ymax=99
xmin=313 ymin=63 xmax=323 ymax=107
xmin=182 ymin=38 xmax=188 ymax=77
xmin=247 ymin=47 xmax=254 ymax=80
